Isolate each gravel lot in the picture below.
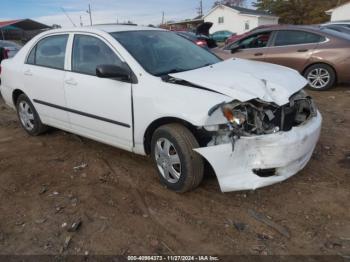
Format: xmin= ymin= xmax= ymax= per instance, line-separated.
xmin=0 ymin=86 xmax=349 ymax=256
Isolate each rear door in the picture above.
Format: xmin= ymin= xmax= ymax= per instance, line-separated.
xmin=263 ymin=30 xmax=325 ymax=71
xmin=22 ymin=34 xmax=70 ymax=129
xmin=230 ymin=31 xmax=273 ymax=61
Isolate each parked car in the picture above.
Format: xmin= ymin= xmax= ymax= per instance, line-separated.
xmin=211 ymin=30 xmax=234 ymax=42
xmin=175 ymin=23 xmax=217 ymax=49
xmin=0 ymin=26 xmax=322 ymax=192
xmin=0 ymin=41 xmax=21 ymax=79
xmin=176 ymin=31 xmax=215 ymax=49
xmin=0 ymin=40 xmax=21 ymax=58
xmin=220 ymin=25 xmax=350 ymax=90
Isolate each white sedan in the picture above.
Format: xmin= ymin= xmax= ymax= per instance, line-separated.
xmin=0 ymin=25 xmax=322 ymax=192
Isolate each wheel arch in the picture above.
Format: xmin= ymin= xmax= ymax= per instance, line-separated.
xmin=12 ymin=89 xmax=25 ymax=106
xmin=302 ymin=62 xmax=338 ymax=82
xmin=143 ymin=117 xmax=200 ymax=155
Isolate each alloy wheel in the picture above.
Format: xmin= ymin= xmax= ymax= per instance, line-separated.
xmin=307 ymin=68 xmax=331 ymax=89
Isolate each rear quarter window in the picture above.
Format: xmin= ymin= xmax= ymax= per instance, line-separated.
xmin=274 ymin=30 xmax=325 ymax=46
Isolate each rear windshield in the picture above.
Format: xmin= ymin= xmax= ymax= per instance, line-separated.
xmin=320 ymin=27 xmax=350 ymax=41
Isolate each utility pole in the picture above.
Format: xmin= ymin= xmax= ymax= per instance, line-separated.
xmin=196 ymin=0 xmax=203 ymax=17
xmin=87 ymin=4 xmax=93 ymax=26
xmin=80 ymin=16 xmax=83 ymax=27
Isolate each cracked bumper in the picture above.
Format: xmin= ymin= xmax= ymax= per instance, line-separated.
xmin=195 ymin=112 xmax=322 ymax=192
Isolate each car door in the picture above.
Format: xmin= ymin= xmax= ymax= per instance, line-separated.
xmin=263 ymin=30 xmax=324 ymax=72
xmin=64 ymin=33 xmax=133 ymax=151
xmin=22 ymin=34 xmax=70 ymax=129
xmin=230 ymin=31 xmax=273 ymax=61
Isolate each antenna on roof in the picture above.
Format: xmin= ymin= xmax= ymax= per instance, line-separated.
xmin=61 ymin=7 xmax=77 ymax=27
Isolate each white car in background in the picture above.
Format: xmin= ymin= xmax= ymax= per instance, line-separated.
xmin=0 ymin=25 xmax=322 ymax=192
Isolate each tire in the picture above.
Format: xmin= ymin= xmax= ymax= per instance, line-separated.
xmin=151 ymin=123 xmax=204 ymax=193
xmin=16 ymin=94 xmax=48 ymax=136
xmin=304 ymin=64 xmax=336 ymax=91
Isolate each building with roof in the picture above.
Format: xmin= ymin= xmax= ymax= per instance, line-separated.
xmin=204 ymin=4 xmax=279 ymax=34
xmin=0 ymin=19 xmax=51 ymax=43
xmin=162 ymin=15 xmax=204 ymax=32
xmin=326 ymin=1 xmax=350 ymax=21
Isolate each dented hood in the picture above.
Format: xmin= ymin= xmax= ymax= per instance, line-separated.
xmin=169 ymin=58 xmax=308 ymax=106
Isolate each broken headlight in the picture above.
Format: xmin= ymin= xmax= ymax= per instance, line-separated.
xmin=207 ymin=90 xmax=317 ymax=149
xmin=222 ymin=104 xmax=247 ymax=126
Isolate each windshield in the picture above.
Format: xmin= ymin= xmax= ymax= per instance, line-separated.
xmin=111 ymin=30 xmax=221 ymax=76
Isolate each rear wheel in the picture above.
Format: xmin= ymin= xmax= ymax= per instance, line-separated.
xmin=151 ymin=124 xmax=204 ymax=193
xmin=304 ymin=64 xmax=336 ymax=91
xmin=16 ymin=94 xmax=48 ymax=136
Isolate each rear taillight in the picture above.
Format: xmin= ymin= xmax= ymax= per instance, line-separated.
xmin=195 ymin=40 xmax=207 ymax=47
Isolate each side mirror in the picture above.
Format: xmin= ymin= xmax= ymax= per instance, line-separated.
xmin=96 ymin=64 xmax=130 ymax=80
xmin=230 ymin=44 xmax=241 ymax=54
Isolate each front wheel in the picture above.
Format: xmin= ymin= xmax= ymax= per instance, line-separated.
xmin=151 ymin=124 xmax=204 ymax=193
xmin=304 ymin=64 xmax=336 ymax=91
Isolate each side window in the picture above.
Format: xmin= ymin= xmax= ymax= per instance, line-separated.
xmin=34 ymin=35 xmax=68 ymax=69
xmin=239 ymin=32 xmax=272 ymax=49
xmin=274 ymin=30 xmax=325 ymax=46
xmin=72 ymin=34 xmax=123 ymax=76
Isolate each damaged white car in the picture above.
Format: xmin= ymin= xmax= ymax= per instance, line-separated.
xmin=0 ymin=26 xmax=322 ymax=192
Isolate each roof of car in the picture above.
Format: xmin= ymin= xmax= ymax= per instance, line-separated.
xmin=252 ymin=25 xmax=322 ymax=32
xmin=45 ymin=24 xmax=164 ymax=34
xmin=91 ymin=24 xmax=164 ymax=32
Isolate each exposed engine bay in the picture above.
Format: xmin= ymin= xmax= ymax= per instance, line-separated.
xmin=207 ymin=90 xmax=317 ymax=150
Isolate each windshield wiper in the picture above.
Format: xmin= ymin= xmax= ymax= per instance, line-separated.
xmin=155 ymin=68 xmax=186 ymax=77
xmin=156 ymin=63 xmax=214 ymax=77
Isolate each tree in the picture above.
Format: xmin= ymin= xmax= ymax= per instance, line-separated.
xmin=253 ymin=0 xmax=350 ymax=24
xmin=213 ymin=0 xmax=247 ymax=8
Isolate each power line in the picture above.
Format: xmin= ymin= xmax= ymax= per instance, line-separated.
xmin=61 ymin=7 xmax=77 ymax=27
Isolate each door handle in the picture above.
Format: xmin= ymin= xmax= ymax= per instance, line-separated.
xmin=254 ymin=53 xmax=263 ymax=56
xmin=65 ymin=78 xmax=77 ymax=86
xmin=297 ymin=49 xmax=308 ymax=52
xmin=24 ymin=70 xmax=32 ymax=76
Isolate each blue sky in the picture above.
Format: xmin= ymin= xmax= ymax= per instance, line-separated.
xmin=0 ymin=0 xmax=254 ymax=27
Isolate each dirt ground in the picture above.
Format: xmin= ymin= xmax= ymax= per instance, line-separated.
xmin=0 ymin=86 xmax=349 ymax=256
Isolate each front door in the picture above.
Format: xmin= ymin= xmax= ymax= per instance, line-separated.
xmin=231 ymin=31 xmax=273 ymax=61
xmin=64 ymin=34 xmax=133 ymax=151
